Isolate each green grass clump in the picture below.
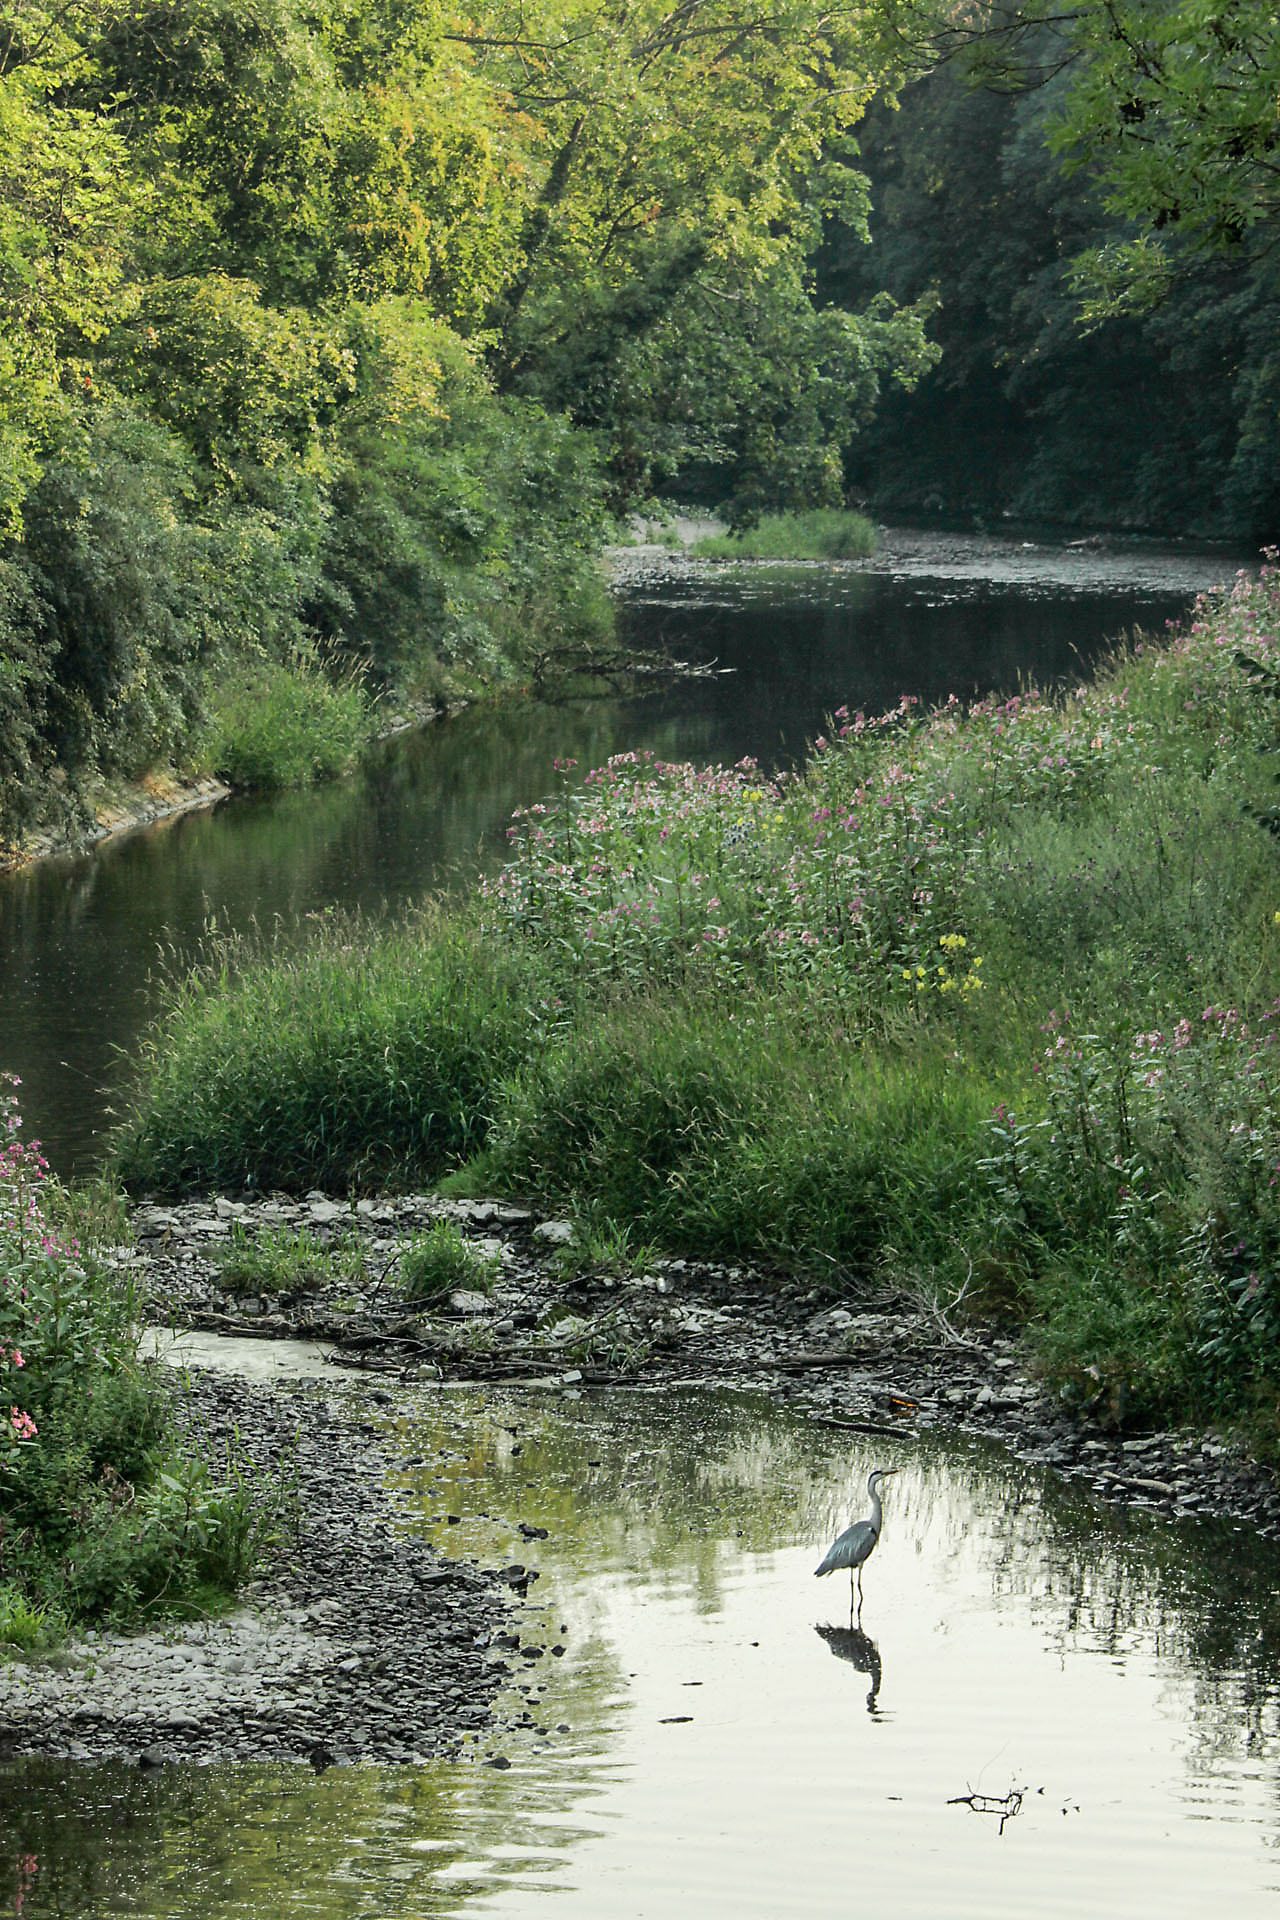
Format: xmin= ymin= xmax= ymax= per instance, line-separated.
xmin=0 ymin=1584 xmax=64 ymax=1653
xmin=198 ymin=653 xmax=373 ymax=791
xmin=468 ymin=991 xmax=994 ymax=1274
xmin=692 ymin=509 xmax=876 ymax=561
xmin=112 ymin=909 xmax=537 ymax=1194
xmin=399 ymin=1221 xmax=501 ymax=1300
xmin=215 ymin=1222 xmax=366 ymax=1295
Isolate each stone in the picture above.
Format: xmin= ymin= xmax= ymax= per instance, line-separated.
xmin=450 ymin=1290 xmax=492 ymax=1316
xmin=532 ymin=1220 xmax=575 ymax=1246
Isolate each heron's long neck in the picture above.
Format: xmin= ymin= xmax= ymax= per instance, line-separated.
xmin=868 ymin=1485 xmax=883 ymax=1531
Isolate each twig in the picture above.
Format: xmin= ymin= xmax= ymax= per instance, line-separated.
xmin=947 ymin=1786 xmax=1025 ymax=1835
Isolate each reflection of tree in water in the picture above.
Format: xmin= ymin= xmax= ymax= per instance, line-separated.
xmin=0 ymin=1748 xmax=584 ymax=1920
xmin=16 ymin=1387 xmax=1280 ymax=1915
xmin=397 ymin=1386 xmax=867 ymax=1618
xmin=906 ymin=1432 xmax=1280 ymax=1778
xmin=404 ymin=1390 xmax=1280 ymax=1778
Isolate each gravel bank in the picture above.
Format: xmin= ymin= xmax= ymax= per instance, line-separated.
xmin=131 ymin=1191 xmax=1280 ymax=1540
xmin=8 ymin=1187 xmax=1276 ymax=1767
xmin=0 ymin=1364 xmax=514 ymax=1769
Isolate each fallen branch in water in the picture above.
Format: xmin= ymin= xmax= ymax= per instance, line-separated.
xmin=530 ymin=645 xmax=731 ymax=696
xmin=947 ymin=1786 xmax=1025 ymax=1835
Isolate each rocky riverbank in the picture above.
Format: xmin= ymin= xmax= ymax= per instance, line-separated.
xmin=0 ymin=1361 xmax=520 ymax=1770
xmin=130 ymin=1191 xmax=1280 ymax=1538
xmin=6 ymin=1188 xmax=1275 ymax=1771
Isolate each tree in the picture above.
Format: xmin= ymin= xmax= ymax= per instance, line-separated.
xmin=870 ymin=0 xmax=1280 ymax=314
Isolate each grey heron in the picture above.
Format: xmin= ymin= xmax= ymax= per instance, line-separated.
xmin=814 ymin=1466 xmax=899 ymax=1604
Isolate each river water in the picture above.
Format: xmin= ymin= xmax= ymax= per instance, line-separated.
xmin=0 ymin=527 xmax=1240 ymax=1176
xmin=7 ymin=1379 xmax=1280 ymax=1917
xmin=2 ymin=529 xmax=1274 ymax=1915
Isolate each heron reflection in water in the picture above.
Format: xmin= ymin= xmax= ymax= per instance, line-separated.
xmin=814 ymin=1620 xmax=883 ymax=1714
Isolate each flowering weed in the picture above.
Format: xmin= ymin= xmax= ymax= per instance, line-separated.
xmin=0 ymin=1075 xmax=281 ymax=1638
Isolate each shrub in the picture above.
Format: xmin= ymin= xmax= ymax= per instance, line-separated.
xmin=475 ymin=989 xmax=993 ymax=1274
xmin=692 ymin=509 xmax=876 ymax=561
xmin=197 ymin=652 xmax=373 ymax=790
xmin=111 ymin=909 xmax=540 ymax=1194
xmin=215 ymin=1222 xmax=366 ymax=1294
xmin=0 ymin=1076 xmax=278 ymax=1633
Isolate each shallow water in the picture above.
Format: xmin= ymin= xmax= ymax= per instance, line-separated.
xmin=6 ymin=1384 xmax=1280 ymax=1917
xmin=0 ymin=528 xmax=1241 ymax=1175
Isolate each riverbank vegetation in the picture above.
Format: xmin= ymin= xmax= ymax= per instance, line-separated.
xmin=692 ymin=511 xmax=877 ymax=562
xmin=0 ymin=1077 xmax=280 ymax=1645
xmin=113 ymin=564 xmax=1280 ymax=1448
xmin=0 ymin=0 xmax=945 ymax=848
xmin=12 ymin=0 xmax=1273 ymax=846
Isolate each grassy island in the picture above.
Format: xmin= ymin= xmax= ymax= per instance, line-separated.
xmin=692 ymin=509 xmax=877 ymax=561
xmin=112 ymin=562 xmax=1280 ymax=1451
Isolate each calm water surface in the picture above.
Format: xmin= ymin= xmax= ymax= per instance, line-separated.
xmin=5 ymin=1383 xmax=1280 ymax=1917
xmin=1 ymin=531 xmax=1241 ymax=1174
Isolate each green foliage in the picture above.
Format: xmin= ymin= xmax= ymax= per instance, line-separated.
xmin=111 ymin=908 xmax=540 ymax=1194
xmin=825 ymin=58 xmax=1280 ymax=539
xmin=0 ymin=0 xmax=941 ymax=833
xmin=0 ymin=1076 xmax=279 ymax=1632
xmin=693 ymin=510 xmax=877 ymax=561
xmin=312 ymin=353 xmax=611 ymax=686
xmin=879 ymin=0 xmax=1280 ymax=312
xmin=0 ymin=1582 xmax=63 ymax=1653
xmin=17 ymin=407 xmax=212 ymax=781
xmin=398 ymin=1221 xmax=500 ymax=1301
xmin=197 ymin=653 xmax=372 ymax=790
xmin=215 ymin=1221 xmax=365 ymax=1295
xmin=474 ymin=994 xmax=992 ymax=1271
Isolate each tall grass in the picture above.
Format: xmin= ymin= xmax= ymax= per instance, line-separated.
xmin=458 ymin=990 xmax=995 ymax=1273
xmin=692 ymin=508 xmax=876 ymax=561
xmin=113 ymin=909 xmax=540 ymax=1193
xmin=197 ymin=653 xmax=373 ymax=791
